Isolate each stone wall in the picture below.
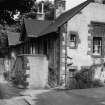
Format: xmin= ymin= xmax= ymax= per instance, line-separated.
xmin=58 ymin=2 xmax=105 ymax=86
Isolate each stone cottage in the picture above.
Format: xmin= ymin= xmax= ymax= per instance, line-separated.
xmin=20 ymin=19 xmax=60 ymax=88
xmin=8 ymin=0 xmax=65 ymax=88
xmin=8 ymin=0 xmax=105 ymax=88
xmin=41 ymin=0 xmax=105 ymax=85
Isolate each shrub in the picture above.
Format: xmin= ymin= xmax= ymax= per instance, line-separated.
xmin=67 ymin=67 xmax=104 ymax=89
xmin=92 ymin=79 xmax=104 ymax=87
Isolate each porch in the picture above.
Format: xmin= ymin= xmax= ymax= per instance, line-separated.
xmin=10 ymin=32 xmax=60 ymax=88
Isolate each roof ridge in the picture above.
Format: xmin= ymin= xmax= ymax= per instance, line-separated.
xmin=24 ymin=18 xmax=53 ymax=23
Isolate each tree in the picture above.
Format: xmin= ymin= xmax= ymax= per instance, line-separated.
xmin=0 ymin=0 xmax=55 ymax=54
xmin=0 ymin=25 xmax=8 ymax=56
xmin=23 ymin=0 xmax=55 ymax=20
xmin=0 ymin=0 xmax=36 ymax=56
xmin=0 ymin=0 xmax=35 ymax=25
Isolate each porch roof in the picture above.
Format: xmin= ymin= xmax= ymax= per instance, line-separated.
xmin=40 ymin=0 xmax=92 ymax=36
xmin=7 ymin=31 xmax=21 ymax=46
xmin=24 ymin=19 xmax=52 ymax=38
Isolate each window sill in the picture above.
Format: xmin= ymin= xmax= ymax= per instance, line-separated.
xmin=92 ymin=54 xmax=102 ymax=58
xmin=69 ymin=46 xmax=77 ymax=49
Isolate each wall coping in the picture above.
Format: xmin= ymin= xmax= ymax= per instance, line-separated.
xmin=17 ymin=54 xmax=46 ymax=57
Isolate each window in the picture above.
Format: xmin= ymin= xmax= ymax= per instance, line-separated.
xmin=93 ymin=37 xmax=102 ymax=56
xmin=43 ymin=40 xmax=48 ymax=55
xmin=69 ymin=32 xmax=77 ymax=48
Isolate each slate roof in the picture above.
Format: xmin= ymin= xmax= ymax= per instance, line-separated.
xmin=24 ymin=19 xmax=52 ymax=38
xmin=40 ymin=0 xmax=92 ymax=36
xmin=7 ymin=31 xmax=21 ymax=46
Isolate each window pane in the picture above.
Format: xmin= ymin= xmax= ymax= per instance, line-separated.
xmin=93 ymin=37 xmax=102 ymax=55
xmin=70 ymin=34 xmax=76 ymax=42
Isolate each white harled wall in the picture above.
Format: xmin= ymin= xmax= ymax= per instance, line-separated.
xmin=67 ymin=3 xmax=105 ymax=70
xmin=26 ymin=55 xmax=48 ymax=89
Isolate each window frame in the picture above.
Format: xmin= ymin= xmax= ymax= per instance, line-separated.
xmin=92 ymin=36 xmax=102 ymax=57
xmin=69 ymin=31 xmax=78 ymax=49
xmin=89 ymin=21 xmax=105 ymax=58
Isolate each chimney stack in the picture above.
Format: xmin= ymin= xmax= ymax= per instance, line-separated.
xmin=37 ymin=1 xmax=45 ymax=20
xmin=94 ymin=0 xmax=104 ymax=4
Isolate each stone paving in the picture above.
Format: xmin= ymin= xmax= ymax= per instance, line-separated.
xmin=20 ymin=87 xmax=105 ymax=105
xmin=0 ymin=98 xmax=28 ymax=105
xmin=0 ymin=79 xmax=50 ymax=105
xmin=0 ymin=79 xmax=29 ymax=105
xmin=1 ymin=79 xmax=105 ymax=105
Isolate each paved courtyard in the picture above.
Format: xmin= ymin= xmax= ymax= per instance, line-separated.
xmin=0 ymin=78 xmax=105 ymax=105
xmin=21 ymin=87 xmax=105 ymax=105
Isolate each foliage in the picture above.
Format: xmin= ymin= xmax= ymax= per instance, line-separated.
xmin=0 ymin=0 xmax=55 ymax=25
xmin=0 ymin=0 xmax=35 ymax=25
xmin=24 ymin=1 xmax=55 ymax=20
xmin=0 ymin=0 xmax=54 ymax=27
xmin=74 ymin=68 xmax=104 ymax=89
xmin=11 ymin=56 xmax=29 ymax=88
xmin=0 ymin=0 xmax=54 ymax=55
xmin=66 ymin=67 xmax=104 ymax=89
xmin=0 ymin=25 xmax=8 ymax=56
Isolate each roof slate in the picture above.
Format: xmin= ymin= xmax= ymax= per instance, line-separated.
xmin=24 ymin=19 xmax=52 ymax=38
